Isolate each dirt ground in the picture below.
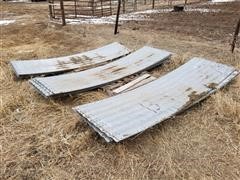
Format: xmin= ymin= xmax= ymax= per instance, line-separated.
xmin=1 ymin=1 xmax=240 ymax=179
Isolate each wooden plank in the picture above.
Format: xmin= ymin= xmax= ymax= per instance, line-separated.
xmin=112 ymin=73 xmax=152 ymax=94
xmin=125 ymin=76 xmax=156 ymax=92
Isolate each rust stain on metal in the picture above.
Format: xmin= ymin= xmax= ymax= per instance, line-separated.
xmin=94 ymin=53 xmax=106 ymax=59
xmin=181 ymin=90 xmax=208 ymax=111
xmin=111 ymin=67 xmax=126 ymax=73
xmin=57 ymin=54 xmax=108 ymax=69
xmin=188 ymin=91 xmax=204 ymax=102
xmin=134 ymin=53 xmax=155 ymax=65
xmin=185 ymin=87 xmax=192 ymax=92
xmin=70 ymin=55 xmax=93 ymax=64
xmin=56 ymin=55 xmax=93 ymax=69
xmin=56 ymin=61 xmax=69 ymax=69
xmin=104 ymin=65 xmax=118 ymax=71
xmin=206 ymin=82 xmax=218 ymax=90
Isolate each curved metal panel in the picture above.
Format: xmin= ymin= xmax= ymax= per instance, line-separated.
xmin=10 ymin=42 xmax=130 ymax=78
xmin=30 ymin=47 xmax=172 ymax=97
xmin=73 ymin=58 xmax=239 ymax=142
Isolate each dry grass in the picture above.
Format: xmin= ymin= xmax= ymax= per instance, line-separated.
xmin=1 ymin=1 xmax=240 ymax=179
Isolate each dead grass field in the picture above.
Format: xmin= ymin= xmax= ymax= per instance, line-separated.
xmin=1 ymin=1 xmax=240 ymax=179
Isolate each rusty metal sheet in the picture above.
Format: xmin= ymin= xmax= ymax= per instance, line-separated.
xmin=10 ymin=42 xmax=130 ymax=78
xmin=29 ymin=46 xmax=172 ymax=98
xmin=73 ymin=58 xmax=239 ymax=142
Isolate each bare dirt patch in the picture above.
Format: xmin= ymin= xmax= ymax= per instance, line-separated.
xmin=1 ymin=1 xmax=240 ymax=179
xmin=127 ymin=2 xmax=240 ymax=45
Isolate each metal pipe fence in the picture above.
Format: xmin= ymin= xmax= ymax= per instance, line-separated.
xmin=48 ymin=0 xmax=203 ymax=26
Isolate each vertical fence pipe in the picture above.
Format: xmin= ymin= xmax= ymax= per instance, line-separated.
xmin=110 ymin=0 xmax=112 ymax=15
xmin=134 ymin=0 xmax=137 ymax=11
xmin=48 ymin=0 xmax=53 ymax=19
xmin=114 ymin=0 xmax=121 ymax=35
xmin=92 ymin=0 xmax=95 ymax=16
xmin=52 ymin=0 xmax=55 ymax=18
xmin=60 ymin=0 xmax=66 ymax=25
xmin=74 ymin=0 xmax=77 ymax=17
xmin=101 ymin=0 xmax=103 ymax=16
xmin=152 ymin=0 xmax=155 ymax=9
xmin=231 ymin=18 xmax=240 ymax=53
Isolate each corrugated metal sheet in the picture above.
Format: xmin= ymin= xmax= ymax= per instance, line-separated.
xmin=10 ymin=42 xmax=130 ymax=78
xmin=73 ymin=58 xmax=239 ymax=142
xmin=29 ymin=46 xmax=172 ymax=98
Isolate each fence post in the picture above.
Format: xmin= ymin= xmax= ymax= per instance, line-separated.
xmin=48 ymin=0 xmax=53 ymax=19
xmin=92 ymin=0 xmax=95 ymax=16
xmin=231 ymin=18 xmax=240 ymax=53
xmin=134 ymin=0 xmax=137 ymax=11
xmin=74 ymin=0 xmax=77 ymax=18
xmin=101 ymin=0 xmax=103 ymax=16
xmin=60 ymin=0 xmax=66 ymax=25
xmin=152 ymin=0 xmax=155 ymax=9
xmin=122 ymin=0 xmax=125 ymax=13
xmin=52 ymin=0 xmax=55 ymax=18
xmin=110 ymin=0 xmax=112 ymax=15
xmin=114 ymin=0 xmax=121 ymax=35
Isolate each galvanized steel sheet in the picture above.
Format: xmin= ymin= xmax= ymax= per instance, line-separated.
xmin=73 ymin=58 xmax=239 ymax=142
xmin=30 ymin=46 xmax=172 ymax=97
xmin=10 ymin=42 xmax=130 ymax=78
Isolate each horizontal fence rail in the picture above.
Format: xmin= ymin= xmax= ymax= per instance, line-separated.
xmin=48 ymin=0 xmax=203 ymax=25
xmin=49 ymin=0 xmax=202 ymax=18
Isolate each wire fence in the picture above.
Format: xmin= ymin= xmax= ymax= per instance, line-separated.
xmin=49 ymin=0 xmax=202 ymax=20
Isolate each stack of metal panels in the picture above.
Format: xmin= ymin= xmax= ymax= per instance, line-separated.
xmin=73 ymin=58 xmax=239 ymax=142
xmin=29 ymin=46 xmax=172 ymax=98
xmin=10 ymin=42 xmax=130 ymax=78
